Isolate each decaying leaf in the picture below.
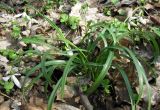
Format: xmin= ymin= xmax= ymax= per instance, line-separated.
xmin=150 ymin=15 xmax=160 ymax=25
xmin=0 ymin=40 xmax=11 ymax=50
xmin=23 ymin=96 xmax=80 ymax=110
xmin=0 ymin=100 xmax=10 ymax=110
xmin=56 ymin=85 xmax=77 ymax=101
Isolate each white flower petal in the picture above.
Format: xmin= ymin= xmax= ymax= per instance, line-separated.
xmin=2 ymin=76 xmax=11 ymax=81
xmin=14 ymin=73 xmax=21 ymax=76
xmin=11 ymin=75 xmax=21 ymax=88
xmin=14 ymin=13 xmax=23 ymax=18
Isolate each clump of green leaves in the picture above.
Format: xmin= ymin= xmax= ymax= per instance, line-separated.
xmin=24 ymin=13 xmax=160 ymax=110
xmin=103 ymin=7 xmax=111 ymax=16
xmin=11 ymin=23 xmax=21 ymax=39
xmin=60 ymin=13 xmax=80 ymax=29
xmin=0 ymin=80 xmax=14 ymax=93
xmin=0 ymin=49 xmax=19 ymax=60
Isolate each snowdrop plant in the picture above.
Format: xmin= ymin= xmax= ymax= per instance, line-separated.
xmin=2 ymin=73 xmax=21 ymax=89
xmin=2 ymin=67 xmax=21 ymax=89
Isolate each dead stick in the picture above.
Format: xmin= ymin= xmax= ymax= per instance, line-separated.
xmin=0 ymin=91 xmax=15 ymax=101
xmin=75 ymin=86 xmax=93 ymax=110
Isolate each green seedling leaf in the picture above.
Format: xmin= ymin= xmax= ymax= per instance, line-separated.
xmin=9 ymin=53 xmax=17 ymax=60
xmin=0 ymin=80 xmax=4 ymax=85
xmin=101 ymin=79 xmax=110 ymax=94
xmin=4 ymin=81 xmax=14 ymax=93
xmin=86 ymin=51 xmax=114 ymax=95
xmin=68 ymin=16 xmax=80 ymax=29
xmin=11 ymin=25 xmax=21 ymax=38
xmin=1 ymin=49 xmax=18 ymax=60
xmin=1 ymin=50 xmax=9 ymax=56
xmin=60 ymin=14 xmax=69 ymax=23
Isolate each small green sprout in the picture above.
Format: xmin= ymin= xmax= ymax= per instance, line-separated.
xmin=60 ymin=13 xmax=80 ymax=29
xmin=11 ymin=24 xmax=21 ymax=39
xmin=0 ymin=49 xmax=19 ymax=60
xmin=103 ymin=7 xmax=111 ymax=16
xmin=60 ymin=13 xmax=69 ymax=23
xmin=0 ymin=80 xmax=14 ymax=93
xmin=68 ymin=16 xmax=80 ymax=29
xmin=4 ymin=81 xmax=14 ymax=93
xmin=101 ymin=79 xmax=110 ymax=94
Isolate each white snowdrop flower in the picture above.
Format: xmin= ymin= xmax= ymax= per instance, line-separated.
xmin=2 ymin=73 xmax=21 ymax=88
xmin=66 ymin=47 xmax=73 ymax=56
xmin=14 ymin=13 xmax=23 ymax=18
xmin=67 ymin=50 xmax=74 ymax=56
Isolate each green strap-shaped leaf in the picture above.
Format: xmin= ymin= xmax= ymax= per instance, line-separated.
xmin=86 ymin=51 xmax=114 ymax=95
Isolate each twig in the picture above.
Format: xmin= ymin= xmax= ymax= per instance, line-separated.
xmin=0 ymin=91 xmax=15 ymax=101
xmin=75 ymin=86 xmax=93 ymax=110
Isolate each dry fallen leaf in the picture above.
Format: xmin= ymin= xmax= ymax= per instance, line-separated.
xmin=53 ymin=104 xmax=80 ymax=110
xmin=154 ymin=3 xmax=160 ymax=8
xmin=56 ymin=85 xmax=77 ymax=101
xmin=136 ymin=85 xmax=160 ymax=105
xmin=0 ymin=55 xmax=9 ymax=63
xmin=0 ymin=40 xmax=11 ymax=50
xmin=24 ymin=96 xmax=80 ymax=110
xmin=0 ymin=100 xmax=10 ymax=110
xmin=144 ymin=3 xmax=154 ymax=10
xmin=150 ymin=15 xmax=160 ymax=26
